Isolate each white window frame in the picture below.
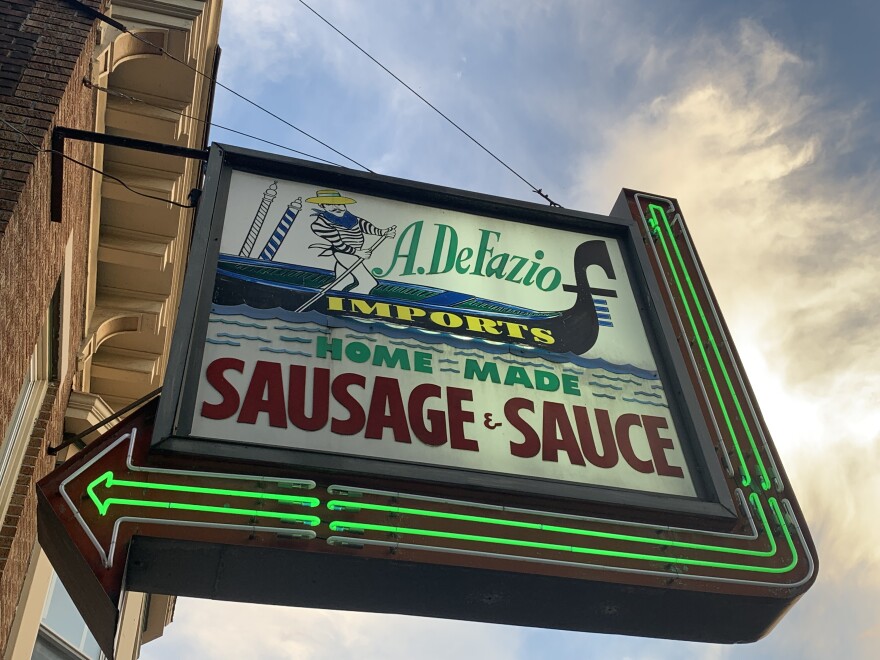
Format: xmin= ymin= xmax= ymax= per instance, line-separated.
xmin=35 ymin=573 xmax=105 ymax=660
xmin=0 ymin=317 xmax=51 ymax=525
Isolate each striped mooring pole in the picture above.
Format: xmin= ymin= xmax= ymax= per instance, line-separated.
xmin=239 ymin=181 xmax=278 ymax=257
xmin=258 ymin=197 xmax=302 ymax=261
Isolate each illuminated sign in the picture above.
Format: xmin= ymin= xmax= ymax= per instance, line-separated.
xmin=187 ymin=170 xmax=699 ymax=500
xmin=39 ymin=146 xmax=816 ymax=651
xmin=38 ymin=401 xmax=319 ymax=657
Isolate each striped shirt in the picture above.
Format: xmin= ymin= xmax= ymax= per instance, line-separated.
xmin=310 ymin=210 xmax=383 ymax=255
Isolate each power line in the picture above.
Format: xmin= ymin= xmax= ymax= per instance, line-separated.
xmin=83 ymin=79 xmax=347 ymax=168
xmin=63 ymin=0 xmax=562 ymax=206
xmin=1 ymin=117 xmax=197 ymax=209
xmin=62 ymin=0 xmax=373 ymax=173
xmin=296 ymin=0 xmax=563 ymax=207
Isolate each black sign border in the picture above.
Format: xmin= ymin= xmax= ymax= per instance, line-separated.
xmin=154 ymin=144 xmax=736 ymax=524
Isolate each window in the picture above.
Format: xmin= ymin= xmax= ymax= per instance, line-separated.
xmin=0 ymin=330 xmax=50 ymax=524
xmin=31 ymin=574 xmax=103 ymax=660
xmin=0 ymin=278 xmax=61 ymax=522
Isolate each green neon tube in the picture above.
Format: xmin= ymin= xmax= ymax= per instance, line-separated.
xmin=647 ymin=204 xmax=772 ymax=490
xmin=86 ymin=471 xmax=321 ymax=525
xmin=329 ymin=496 xmax=797 ymax=574
xmin=652 ymin=203 xmax=772 ymax=489
xmin=328 ymin=491 xmax=776 ymax=558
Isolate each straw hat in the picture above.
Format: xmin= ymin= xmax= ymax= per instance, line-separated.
xmin=305 ymin=189 xmax=356 ymax=205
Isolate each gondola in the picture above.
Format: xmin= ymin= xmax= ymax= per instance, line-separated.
xmin=212 ymin=240 xmax=616 ymax=354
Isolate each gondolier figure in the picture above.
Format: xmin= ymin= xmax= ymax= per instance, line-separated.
xmin=307 ymin=190 xmax=396 ymax=294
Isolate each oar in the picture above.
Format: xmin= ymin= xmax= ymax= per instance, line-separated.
xmin=295 ymin=234 xmax=389 ymax=313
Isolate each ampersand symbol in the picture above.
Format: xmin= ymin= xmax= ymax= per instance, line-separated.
xmin=483 ymin=413 xmax=502 ymax=430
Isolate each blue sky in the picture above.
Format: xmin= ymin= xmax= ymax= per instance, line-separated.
xmin=142 ymin=1 xmax=879 ymax=658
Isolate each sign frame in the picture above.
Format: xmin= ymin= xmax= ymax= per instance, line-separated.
xmin=39 ymin=145 xmax=816 ymax=648
xmin=153 ymin=144 xmax=735 ymax=524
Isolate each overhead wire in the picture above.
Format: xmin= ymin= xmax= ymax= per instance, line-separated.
xmin=63 ymin=0 xmax=562 ymax=206
xmin=296 ymin=0 xmax=563 ymax=207
xmin=82 ymin=79 xmax=347 ymax=168
xmin=63 ymin=0 xmax=373 ymax=173
xmin=0 ymin=117 xmax=198 ymax=209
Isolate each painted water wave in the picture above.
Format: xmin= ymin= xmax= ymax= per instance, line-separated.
xmin=210 ymin=303 xmax=660 ymax=380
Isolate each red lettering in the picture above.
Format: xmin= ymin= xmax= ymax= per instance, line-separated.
xmin=575 ymin=406 xmax=618 ymax=468
xmin=200 ymin=358 xmax=244 ymax=420
xmin=288 ymin=365 xmax=329 ymax=431
xmin=330 ymin=373 xmax=366 ymax=435
xmin=643 ymin=415 xmax=683 ymax=478
xmin=238 ymin=361 xmax=286 ymax=428
xmin=615 ymin=413 xmax=653 ymax=474
xmin=365 ymin=377 xmax=411 ymax=442
xmin=447 ymin=387 xmax=478 ymax=451
xmin=408 ymin=384 xmax=447 ymax=446
xmin=541 ymin=402 xmax=586 ymax=466
xmin=506 ymin=398 xmax=539 ymax=458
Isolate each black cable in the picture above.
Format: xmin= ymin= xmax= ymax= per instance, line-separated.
xmin=296 ymin=0 xmax=563 ymax=207
xmin=63 ymin=0 xmax=373 ymax=173
xmin=1 ymin=118 xmax=197 ymax=209
xmin=64 ymin=0 xmax=561 ymax=205
xmin=83 ymin=79 xmax=347 ymax=168
xmin=49 ymin=387 xmax=161 ymax=455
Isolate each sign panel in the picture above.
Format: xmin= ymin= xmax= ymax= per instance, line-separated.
xmin=36 ymin=145 xmax=809 ymax=646
xmin=190 ymin=170 xmax=696 ymax=498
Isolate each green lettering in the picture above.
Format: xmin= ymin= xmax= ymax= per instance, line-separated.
xmin=485 ymin=253 xmax=509 ymax=278
xmin=414 ymin=351 xmax=433 ymax=374
xmin=562 ymin=374 xmax=581 ymax=396
xmin=315 ymin=336 xmax=342 ymax=360
xmin=505 ymin=255 xmax=528 ymax=283
xmin=429 ymin=224 xmax=458 ymax=274
xmin=534 ymin=370 xmax=560 ymax=392
xmin=472 ymin=230 xmax=500 ymax=276
xmin=371 ymin=221 xmax=422 ymax=277
xmin=536 ymin=267 xmax=562 ymax=292
xmin=372 ymin=345 xmax=410 ymax=370
xmin=464 ymin=359 xmax=500 ymax=383
xmin=522 ymin=250 xmax=544 ymax=286
xmin=345 ymin=341 xmax=371 ymax=363
xmin=455 ymin=247 xmax=474 ymax=274
xmin=504 ymin=366 xmax=533 ymax=388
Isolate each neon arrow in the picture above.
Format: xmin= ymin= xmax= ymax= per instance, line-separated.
xmin=86 ymin=470 xmax=320 ymax=523
xmin=60 ymin=427 xmax=322 ymax=568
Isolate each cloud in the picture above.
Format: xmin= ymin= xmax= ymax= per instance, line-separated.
xmin=217 ymin=0 xmax=381 ymax=88
xmin=145 ymin=7 xmax=877 ymax=659
xmin=574 ymin=19 xmax=879 ymax=392
xmin=571 ymin=18 xmax=880 ymax=659
xmin=141 ymin=600 xmax=524 ymax=660
xmin=214 ymin=0 xmax=638 ymax=198
xmin=218 ymin=1 xmax=308 ymax=84
xmin=570 ymin=17 xmax=879 ymax=436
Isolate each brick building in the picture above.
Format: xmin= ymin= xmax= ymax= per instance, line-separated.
xmin=0 ymin=1 xmax=221 ymax=657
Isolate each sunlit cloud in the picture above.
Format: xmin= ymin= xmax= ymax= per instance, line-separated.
xmin=575 ymin=20 xmax=878 ymax=390
xmin=572 ymin=17 xmax=880 ymax=657
xmin=142 ymin=7 xmax=877 ymax=660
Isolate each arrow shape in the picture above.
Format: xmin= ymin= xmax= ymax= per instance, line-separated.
xmin=60 ymin=427 xmax=322 ymax=568
xmin=85 ymin=470 xmax=320 ymax=519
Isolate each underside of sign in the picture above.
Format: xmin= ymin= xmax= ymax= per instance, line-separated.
xmin=38 ymin=147 xmax=816 ymax=651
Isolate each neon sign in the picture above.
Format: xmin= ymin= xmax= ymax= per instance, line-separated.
xmin=38 ymin=147 xmax=815 ymax=650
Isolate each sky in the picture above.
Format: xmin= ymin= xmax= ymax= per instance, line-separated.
xmin=142 ymin=1 xmax=879 ymax=658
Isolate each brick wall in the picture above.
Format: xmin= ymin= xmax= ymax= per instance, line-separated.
xmin=0 ymin=0 xmax=98 ymax=232
xmin=0 ymin=0 xmax=98 ymax=653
